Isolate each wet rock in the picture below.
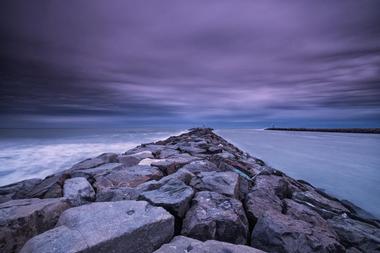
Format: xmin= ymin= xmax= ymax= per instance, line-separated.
xmin=94 ymin=165 xmax=163 ymax=190
xmin=63 ymin=177 xmax=95 ymax=206
xmin=139 ymin=178 xmax=194 ymax=218
xmin=328 ymin=215 xmax=380 ymax=252
xmin=70 ymin=163 xmax=123 ymax=179
xmin=20 ymin=200 xmax=174 ymax=253
xmin=95 ymin=187 xmax=138 ymax=202
xmin=27 ymin=173 xmax=69 ymax=198
xmin=251 ymin=209 xmax=345 ymax=253
xmin=0 ymin=198 xmax=70 ymax=253
xmin=181 ymin=191 xmax=249 ymax=244
xmin=190 ymin=171 xmax=240 ymax=198
xmin=181 ymin=160 xmax=220 ymax=174
xmin=0 ymin=178 xmax=42 ymax=203
xmin=159 ymin=168 xmax=195 ymax=185
xmin=140 ymin=154 xmax=199 ymax=175
xmin=116 ymin=155 xmax=140 ymax=166
xmin=70 ymin=153 xmax=118 ymax=170
xmin=293 ymin=190 xmax=349 ymax=219
xmin=154 ymin=236 xmax=265 ymax=253
xmin=157 ymin=148 xmax=180 ymax=159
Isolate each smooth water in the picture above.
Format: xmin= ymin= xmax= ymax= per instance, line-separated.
xmin=216 ymin=129 xmax=380 ymax=218
xmin=0 ymin=128 xmax=183 ymax=186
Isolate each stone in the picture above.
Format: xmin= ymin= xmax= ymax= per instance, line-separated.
xmin=328 ymin=215 xmax=380 ymax=252
xmin=116 ymin=155 xmax=140 ymax=166
xmin=154 ymin=236 xmax=266 ymax=253
xmin=139 ymin=178 xmax=194 ymax=218
xmin=27 ymin=173 xmax=69 ymax=198
xmin=158 ymin=168 xmax=195 ymax=185
xmin=293 ymin=190 xmax=349 ymax=219
xmin=94 ymin=165 xmax=163 ymax=190
xmin=181 ymin=160 xmax=220 ymax=174
xmin=151 ymin=154 xmax=199 ymax=175
xmin=70 ymin=153 xmax=118 ymax=170
xmin=69 ymin=163 xmax=122 ymax=179
xmin=20 ymin=200 xmax=175 ymax=253
xmin=0 ymin=178 xmax=42 ymax=203
xmin=0 ymin=198 xmax=70 ymax=253
xmin=63 ymin=177 xmax=95 ymax=206
xmin=96 ymin=187 xmax=139 ymax=202
xmin=251 ymin=209 xmax=345 ymax=253
xmin=190 ymin=171 xmax=240 ymax=198
xmin=181 ymin=191 xmax=249 ymax=244
xmin=157 ymin=148 xmax=180 ymax=159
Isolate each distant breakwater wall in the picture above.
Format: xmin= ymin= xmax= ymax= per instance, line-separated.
xmin=1 ymin=128 xmax=379 ymax=253
xmin=266 ymin=127 xmax=380 ymax=134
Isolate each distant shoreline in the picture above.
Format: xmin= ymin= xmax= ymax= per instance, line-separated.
xmin=265 ymin=128 xmax=380 ymax=134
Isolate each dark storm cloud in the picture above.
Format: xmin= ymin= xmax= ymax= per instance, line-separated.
xmin=1 ymin=0 xmax=380 ymax=127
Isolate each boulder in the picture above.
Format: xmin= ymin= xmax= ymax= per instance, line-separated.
xmin=293 ymin=190 xmax=349 ymax=219
xmin=63 ymin=177 xmax=95 ymax=206
xmin=181 ymin=191 xmax=249 ymax=244
xmin=159 ymin=168 xmax=195 ymax=185
xmin=328 ymin=215 xmax=380 ymax=252
xmin=69 ymin=163 xmax=122 ymax=179
xmin=154 ymin=236 xmax=265 ymax=253
xmin=190 ymin=171 xmax=240 ymax=198
xmin=251 ymin=209 xmax=345 ymax=253
xmin=27 ymin=173 xmax=69 ymax=198
xmin=20 ymin=201 xmax=174 ymax=253
xmin=95 ymin=186 xmax=138 ymax=202
xmin=157 ymin=148 xmax=180 ymax=159
xmin=181 ymin=160 xmax=220 ymax=174
xmin=94 ymin=165 xmax=163 ymax=190
xmin=0 ymin=178 xmax=42 ymax=203
xmin=139 ymin=178 xmax=194 ymax=218
xmin=0 ymin=198 xmax=70 ymax=253
xmin=70 ymin=153 xmax=118 ymax=170
xmin=144 ymin=154 xmax=199 ymax=175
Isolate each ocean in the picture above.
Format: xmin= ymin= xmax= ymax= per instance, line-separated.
xmin=0 ymin=128 xmax=379 ymax=218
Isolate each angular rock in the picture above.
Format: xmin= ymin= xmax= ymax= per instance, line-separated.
xmin=116 ymin=155 xmax=140 ymax=166
xmin=27 ymin=173 xmax=69 ymax=198
xmin=139 ymin=178 xmax=194 ymax=218
xmin=154 ymin=236 xmax=265 ymax=253
xmin=95 ymin=186 xmax=139 ymax=202
xmin=0 ymin=198 xmax=70 ymax=253
xmin=94 ymin=165 xmax=163 ymax=190
xmin=181 ymin=191 xmax=249 ymax=244
xmin=328 ymin=215 xmax=380 ymax=252
xmin=0 ymin=178 xmax=42 ymax=203
xmin=181 ymin=160 xmax=220 ymax=174
xmin=70 ymin=153 xmax=118 ymax=170
xmin=63 ymin=177 xmax=95 ymax=206
xmin=20 ymin=200 xmax=174 ymax=253
xmin=251 ymin=209 xmax=345 ymax=253
xmin=293 ymin=190 xmax=349 ymax=219
xmin=190 ymin=171 xmax=240 ymax=198
xmin=157 ymin=148 xmax=180 ymax=159
xmin=69 ymin=163 xmax=122 ymax=179
xmin=140 ymin=154 xmax=199 ymax=175
xmin=159 ymin=168 xmax=195 ymax=185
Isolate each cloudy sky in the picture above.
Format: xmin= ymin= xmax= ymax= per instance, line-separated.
xmin=1 ymin=0 xmax=380 ymax=128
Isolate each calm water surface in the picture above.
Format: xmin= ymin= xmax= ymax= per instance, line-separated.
xmin=216 ymin=129 xmax=380 ymax=218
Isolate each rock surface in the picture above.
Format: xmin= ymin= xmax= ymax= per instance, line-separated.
xmin=63 ymin=177 xmax=95 ymax=206
xmin=1 ymin=128 xmax=379 ymax=253
xmin=0 ymin=198 xmax=70 ymax=253
xmin=20 ymin=201 xmax=174 ymax=253
xmin=182 ymin=191 xmax=249 ymax=244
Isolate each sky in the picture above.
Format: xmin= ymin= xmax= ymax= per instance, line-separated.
xmin=1 ymin=0 xmax=380 ymax=128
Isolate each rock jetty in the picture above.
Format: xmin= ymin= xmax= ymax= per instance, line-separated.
xmin=0 ymin=128 xmax=379 ymax=253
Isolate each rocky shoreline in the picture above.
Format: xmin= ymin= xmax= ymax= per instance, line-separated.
xmin=1 ymin=128 xmax=379 ymax=253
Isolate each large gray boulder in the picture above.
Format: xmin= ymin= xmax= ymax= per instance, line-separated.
xmin=190 ymin=171 xmax=240 ymax=198
xmin=69 ymin=163 xmax=122 ymax=179
xmin=140 ymin=154 xmax=199 ymax=175
xmin=251 ymin=208 xmax=345 ymax=253
xmin=20 ymin=200 xmax=174 ymax=253
xmin=94 ymin=165 xmax=163 ymax=190
xmin=181 ymin=160 xmax=220 ymax=174
xmin=70 ymin=153 xmax=118 ymax=171
xmin=154 ymin=236 xmax=265 ymax=253
xmin=0 ymin=198 xmax=70 ymax=253
xmin=0 ymin=178 xmax=42 ymax=203
xmin=181 ymin=191 xmax=249 ymax=244
xmin=27 ymin=173 xmax=69 ymax=198
xmin=63 ymin=177 xmax=95 ymax=206
xmin=328 ymin=215 xmax=380 ymax=252
xmin=139 ymin=178 xmax=194 ymax=218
